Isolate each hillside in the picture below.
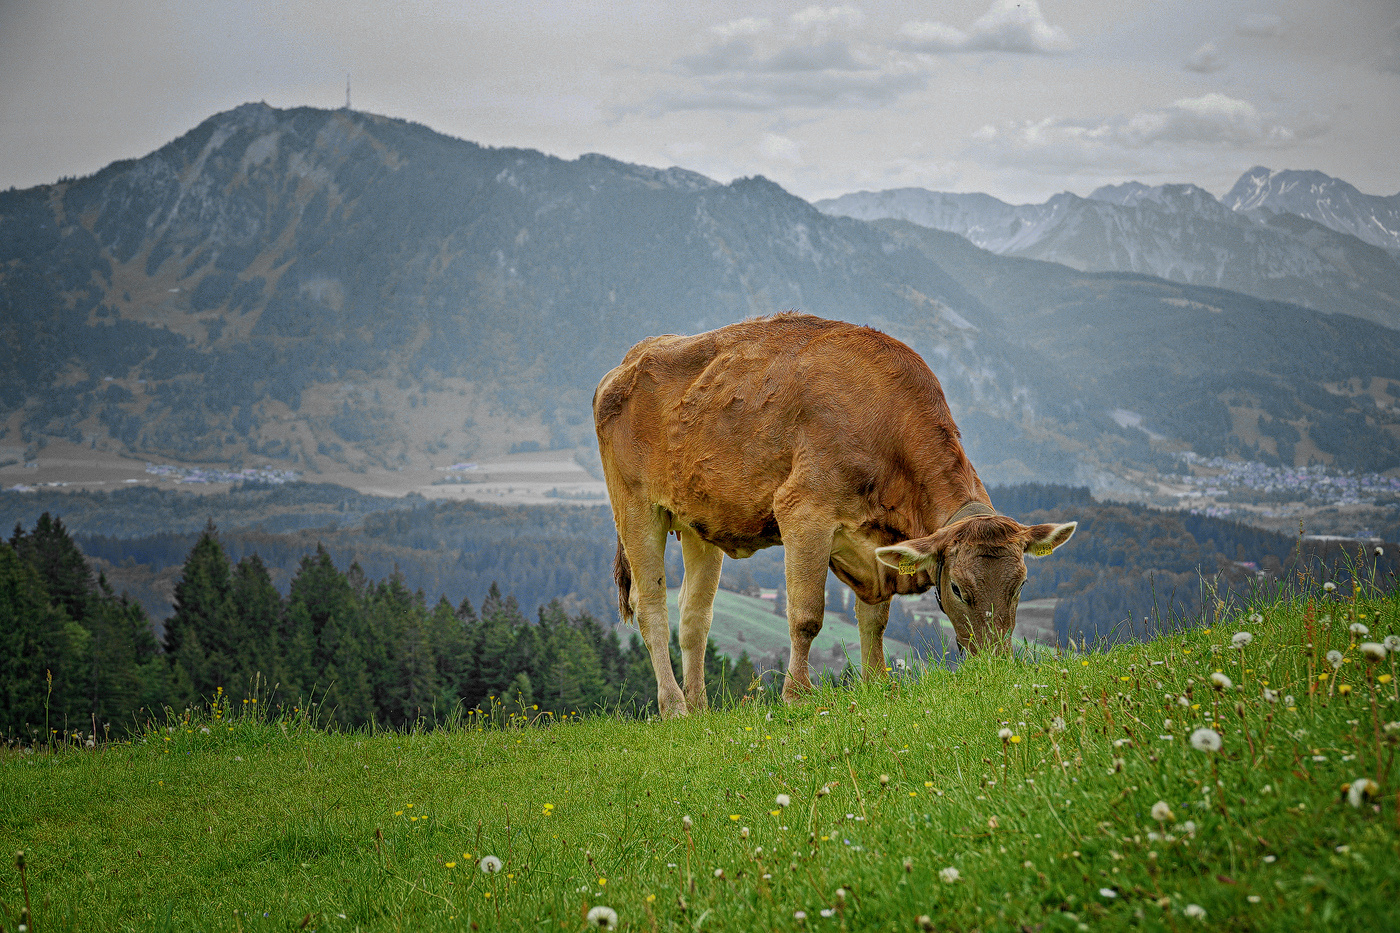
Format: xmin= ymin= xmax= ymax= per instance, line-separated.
xmin=2 ymin=586 xmax=1397 ymax=931
xmin=3 ymin=104 xmax=1400 ymax=496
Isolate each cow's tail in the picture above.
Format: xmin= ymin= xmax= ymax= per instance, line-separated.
xmin=613 ymin=535 xmax=635 ymax=626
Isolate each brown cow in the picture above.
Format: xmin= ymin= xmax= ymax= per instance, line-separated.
xmin=593 ymin=313 xmax=1076 ymax=717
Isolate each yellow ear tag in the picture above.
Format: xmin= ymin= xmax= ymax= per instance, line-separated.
xmin=897 ymin=555 xmax=919 ymax=576
xmin=1029 ymin=543 xmax=1054 ymax=557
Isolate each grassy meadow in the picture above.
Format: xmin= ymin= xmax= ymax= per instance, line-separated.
xmin=2 ymin=577 xmax=1398 ymax=932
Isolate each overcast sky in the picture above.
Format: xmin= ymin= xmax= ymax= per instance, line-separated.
xmin=2 ymin=0 xmax=1397 ymax=205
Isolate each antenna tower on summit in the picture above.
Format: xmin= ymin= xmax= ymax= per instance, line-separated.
xmin=345 ymin=74 xmax=351 ymax=110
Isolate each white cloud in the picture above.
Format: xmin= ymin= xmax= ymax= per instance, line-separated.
xmin=1236 ymin=13 xmax=1285 ymax=38
xmin=710 ymin=17 xmax=770 ymax=40
xmin=898 ymin=0 xmax=1072 ymax=55
xmin=967 ymin=93 xmax=1312 ymax=177
xmin=1184 ymin=41 xmax=1225 ymax=74
xmin=791 ymin=6 xmax=865 ymax=30
xmin=661 ymin=8 xmax=923 ymax=114
xmin=760 ymin=132 xmax=802 ymax=162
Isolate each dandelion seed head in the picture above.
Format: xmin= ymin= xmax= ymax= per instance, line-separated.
xmin=1347 ymin=777 xmax=1380 ymax=808
xmin=1189 ymin=728 xmax=1222 ymax=753
xmin=1099 ymin=887 xmax=1118 ymax=898
xmin=1327 ymin=649 xmax=1344 ymax=670
xmin=998 ymin=727 xmax=1013 ymax=740
xmin=1383 ymin=635 xmax=1400 ymax=652
xmin=585 ymin=905 xmax=618 ymax=929
xmin=775 ymin=794 xmax=790 ymax=808
xmin=1151 ymin=801 xmax=1174 ymax=822
xmin=1351 ymin=622 xmax=1370 ymax=637
xmin=1360 ymin=642 xmax=1387 ymax=663
xmin=939 ymin=866 xmax=960 ymax=883
xmin=1184 ymin=904 xmax=1206 ymax=919
xmin=479 ymin=855 xmax=502 ymax=874
xmin=1210 ymin=672 xmax=1232 ymax=691
xmin=1324 ymin=582 xmax=1337 ymax=592
xmin=1231 ymin=631 xmax=1253 ymax=648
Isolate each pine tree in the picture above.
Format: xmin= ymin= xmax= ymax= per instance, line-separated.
xmin=283 ymin=545 xmax=374 ymax=726
xmin=428 ymin=596 xmax=472 ymax=711
xmin=165 ymin=521 xmax=238 ymax=701
xmin=368 ymin=573 xmax=437 ymax=727
xmin=82 ymin=574 xmax=160 ymax=728
xmin=0 ymin=543 xmax=87 ymax=742
xmin=228 ymin=554 xmax=283 ymax=694
xmin=10 ymin=513 xmax=93 ymax=625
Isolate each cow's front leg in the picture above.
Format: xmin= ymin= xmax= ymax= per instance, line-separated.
xmin=855 ymin=598 xmax=891 ymax=682
xmin=777 ymin=522 xmax=833 ymax=703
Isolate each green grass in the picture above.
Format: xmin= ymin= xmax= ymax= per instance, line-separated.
xmin=3 ymin=585 xmax=1398 ymax=932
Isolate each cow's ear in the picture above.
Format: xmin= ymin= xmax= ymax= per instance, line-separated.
xmin=875 ymin=535 xmax=940 ymax=575
xmin=1024 ymin=521 xmax=1076 ymax=558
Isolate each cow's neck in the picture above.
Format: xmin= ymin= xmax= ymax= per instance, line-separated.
xmin=919 ymin=455 xmax=989 ymax=532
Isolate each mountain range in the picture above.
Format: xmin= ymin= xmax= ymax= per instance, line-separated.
xmin=1 ymin=104 xmax=1397 ymax=494
xmin=816 ymin=172 xmax=1400 ymax=331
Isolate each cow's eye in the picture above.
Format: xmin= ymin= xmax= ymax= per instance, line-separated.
xmin=950 ymin=581 xmax=965 ymax=603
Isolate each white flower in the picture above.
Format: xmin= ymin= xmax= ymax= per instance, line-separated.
xmin=1099 ymin=887 xmax=1118 ymax=899
xmin=1151 ymin=801 xmax=1174 ymax=822
xmin=1385 ymin=635 xmax=1400 ymax=652
xmin=820 ymin=908 xmax=835 ymax=917
xmin=1210 ymin=672 xmax=1232 ymax=691
xmin=775 ymin=794 xmax=790 ymax=808
xmin=939 ymin=866 xmax=960 ymax=883
xmin=998 ymin=727 xmax=1013 ymax=741
xmin=479 ymin=855 xmax=502 ymax=873
xmin=714 ymin=867 xmax=724 ymax=878
xmin=1323 ymin=582 xmax=1337 ymax=592
xmin=1360 ymin=642 xmax=1387 ymax=662
xmin=1347 ymin=778 xmax=1380 ymax=808
xmin=585 ymin=905 xmax=618 ymax=929
xmin=1351 ymin=622 xmax=1370 ymax=637
xmin=1231 ymin=631 xmax=1253 ymax=649
xmin=794 ymin=910 xmax=807 ymax=921
xmin=740 ymin=826 xmax=750 ymax=838
xmin=1189 ymin=728 xmax=1222 ymax=753
xmin=1183 ymin=904 xmax=1206 ymax=919
xmin=1327 ymin=650 xmax=1344 ymax=670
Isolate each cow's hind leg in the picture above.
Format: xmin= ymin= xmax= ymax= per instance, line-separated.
xmin=677 ymin=530 xmax=723 ymax=712
xmin=618 ymin=504 xmax=686 ymax=717
xmin=855 ymin=599 xmax=891 ymax=683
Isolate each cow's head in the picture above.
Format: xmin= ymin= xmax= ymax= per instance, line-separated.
xmin=875 ymin=516 xmax=1076 ymax=655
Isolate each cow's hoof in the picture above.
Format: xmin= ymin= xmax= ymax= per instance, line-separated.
xmin=781 ymin=676 xmax=813 ymax=704
xmin=658 ymin=689 xmax=689 ymax=719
